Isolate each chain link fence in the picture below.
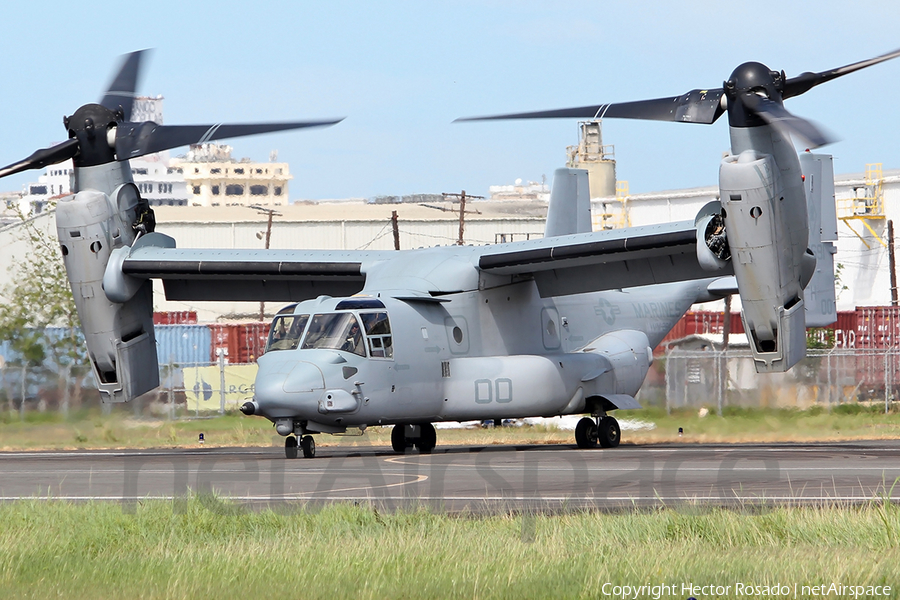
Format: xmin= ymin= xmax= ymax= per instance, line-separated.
xmin=2 ymin=347 xmax=898 ymax=420
xmin=646 ymin=347 xmax=897 ymax=414
xmin=0 ymin=352 xmax=255 ymax=420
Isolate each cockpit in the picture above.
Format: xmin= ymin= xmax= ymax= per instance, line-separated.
xmin=265 ymin=298 xmax=393 ymax=359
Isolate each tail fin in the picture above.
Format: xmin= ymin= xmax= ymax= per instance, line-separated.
xmin=544 ymin=168 xmax=592 ymax=237
xmin=799 ymin=152 xmax=838 ymax=327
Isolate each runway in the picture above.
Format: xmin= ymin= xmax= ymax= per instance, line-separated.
xmin=1 ymin=440 xmax=899 ymax=511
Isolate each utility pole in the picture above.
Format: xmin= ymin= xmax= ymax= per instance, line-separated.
xmin=442 ymin=190 xmax=484 ymax=245
xmin=889 ymin=220 xmax=898 ymax=306
xmin=391 ymin=210 xmax=400 ymax=250
xmin=722 ymin=295 xmax=732 ymax=351
xmin=719 ymin=294 xmax=732 ymax=417
xmin=248 ymin=205 xmax=282 ymax=321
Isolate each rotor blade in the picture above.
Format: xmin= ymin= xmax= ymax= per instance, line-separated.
xmin=456 ymin=88 xmax=725 ymax=125
xmin=783 ymin=47 xmax=900 ymax=100
xmin=0 ymin=138 xmax=80 ymax=179
xmin=114 ymin=119 xmax=344 ymax=160
xmin=741 ymin=93 xmax=833 ymax=148
xmin=99 ymin=50 xmax=149 ymax=120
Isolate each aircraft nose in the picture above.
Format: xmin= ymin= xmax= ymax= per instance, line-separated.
xmin=282 ymin=361 xmax=326 ymax=393
xmin=254 ymin=359 xmax=325 ymax=415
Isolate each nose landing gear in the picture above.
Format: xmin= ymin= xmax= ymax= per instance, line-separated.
xmin=285 ymin=435 xmax=298 ymax=459
xmin=285 ymin=434 xmax=316 ymax=458
xmin=574 ymin=415 xmax=620 ymax=449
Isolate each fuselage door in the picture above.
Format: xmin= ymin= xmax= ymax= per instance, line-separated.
xmin=541 ymin=307 xmax=561 ymax=350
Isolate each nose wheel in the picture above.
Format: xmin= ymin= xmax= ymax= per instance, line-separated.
xmin=285 ymin=435 xmax=298 ymax=458
xmin=574 ymin=416 xmax=620 ymax=449
xmin=285 ymin=435 xmax=316 ymax=458
xmin=300 ymin=435 xmax=316 ymax=458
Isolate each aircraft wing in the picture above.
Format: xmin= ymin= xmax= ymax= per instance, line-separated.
xmin=478 ymin=220 xmax=731 ymax=297
xmin=114 ymin=233 xmax=391 ymax=301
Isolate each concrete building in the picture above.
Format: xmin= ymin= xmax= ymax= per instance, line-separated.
xmin=488 ymin=178 xmax=550 ymax=202
xmin=171 ymin=144 xmax=291 ymax=208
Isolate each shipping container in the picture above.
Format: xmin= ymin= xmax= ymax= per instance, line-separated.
xmin=153 ymin=311 xmax=198 ymax=325
xmin=155 ymin=325 xmax=212 ymax=366
xmin=833 ymin=311 xmax=858 ymax=348
xmin=208 ymin=323 xmax=270 ymax=364
xmin=855 ymin=306 xmax=900 ymax=349
xmin=657 ymin=311 xmax=745 ymax=353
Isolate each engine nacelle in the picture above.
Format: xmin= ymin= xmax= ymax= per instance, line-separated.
xmin=719 ymin=150 xmax=809 ymax=373
xmin=56 ymin=181 xmax=158 ymax=402
xmin=695 ymin=209 xmax=731 ymax=272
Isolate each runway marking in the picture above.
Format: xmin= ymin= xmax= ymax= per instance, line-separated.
xmin=384 ymin=455 xmax=419 ymax=465
xmin=283 ymin=473 xmax=429 ymax=498
xmin=2 ymin=443 xmax=900 ymax=459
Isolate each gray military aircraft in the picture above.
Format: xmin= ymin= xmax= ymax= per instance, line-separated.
xmin=0 ymin=49 xmax=897 ymax=458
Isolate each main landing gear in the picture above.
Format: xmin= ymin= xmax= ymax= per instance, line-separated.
xmin=391 ymin=423 xmax=437 ymax=454
xmin=285 ymin=435 xmax=316 ymax=458
xmin=575 ymin=415 xmax=620 ymax=449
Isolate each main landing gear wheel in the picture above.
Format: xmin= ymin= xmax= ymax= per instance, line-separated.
xmin=300 ymin=435 xmax=316 ymax=458
xmin=417 ymin=423 xmax=437 ymax=453
xmin=575 ymin=417 xmax=598 ymax=449
xmin=285 ymin=435 xmax=298 ymax=459
xmin=391 ymin=424 xmax=408 ymax=453
xmin=598 ymin=416 xmax=621 ymax=448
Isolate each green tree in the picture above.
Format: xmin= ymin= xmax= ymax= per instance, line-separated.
xmin=0 ymin=207 xmax=88 ymax=415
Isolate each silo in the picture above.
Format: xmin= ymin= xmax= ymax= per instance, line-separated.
xmin=565 ymin=121 xmax=616 ymax=199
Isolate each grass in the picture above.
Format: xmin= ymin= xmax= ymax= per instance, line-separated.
xmin=0 ymin=496 xmax=897 ymax=599
xmin=1 ymin=404 xmax=899 ymax=451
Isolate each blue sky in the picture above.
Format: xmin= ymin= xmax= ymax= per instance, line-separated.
xmin=2 ymin=1 xmax=899 ymax=200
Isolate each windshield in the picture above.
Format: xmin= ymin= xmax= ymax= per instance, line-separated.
xmin=266 ymin=314 xmax=309 ymax=352
xmin=301 ymin=313 xmax=365 ymax=357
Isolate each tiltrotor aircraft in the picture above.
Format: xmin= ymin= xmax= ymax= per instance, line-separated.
xmin=1 ymin=49 xmax=897 ymax=459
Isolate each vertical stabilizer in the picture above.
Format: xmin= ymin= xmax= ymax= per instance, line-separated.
xmin=545 ymin=168 xmax=591 ymax=237
xmin=799 ymin=152 xmax=838 ymax=327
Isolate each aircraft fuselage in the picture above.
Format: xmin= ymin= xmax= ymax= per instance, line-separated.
xmin=251 ymin=277 xmax=706 ymax=436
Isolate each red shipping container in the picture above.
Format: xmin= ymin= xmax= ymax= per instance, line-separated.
xmin=855 ymin=306 xmax=900 ymax=349
xmin=153 ymin=311 xmax=198 ymax=325
xmin=209 ymin=323 xmax=271 ymax=363
xmin=656 ymin=311 xmax=744 ymax=353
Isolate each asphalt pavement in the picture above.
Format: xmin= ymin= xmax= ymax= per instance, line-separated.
xmin=1 ymin=440 xmax=899 ymax=512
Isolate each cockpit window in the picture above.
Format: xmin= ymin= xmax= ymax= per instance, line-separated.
xmin=361 ymin=311 xmax=392 ymax=359
xmin=266 ymin=314 xmax=310 ymax=352
xmin=302 ymin=313 xmax=365 ymax=357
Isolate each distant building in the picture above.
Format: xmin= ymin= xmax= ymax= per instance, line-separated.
xmin=488 ymin=178 xmax=549 ymax=202
xmin=15 ymin=154 xmax=190 ymax=213
xmin=171 ymin=144 xmax=291 ymax=208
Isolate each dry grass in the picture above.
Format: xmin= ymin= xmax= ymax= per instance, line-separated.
xmin=1 ymin=405 xmax=898 ymax=451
